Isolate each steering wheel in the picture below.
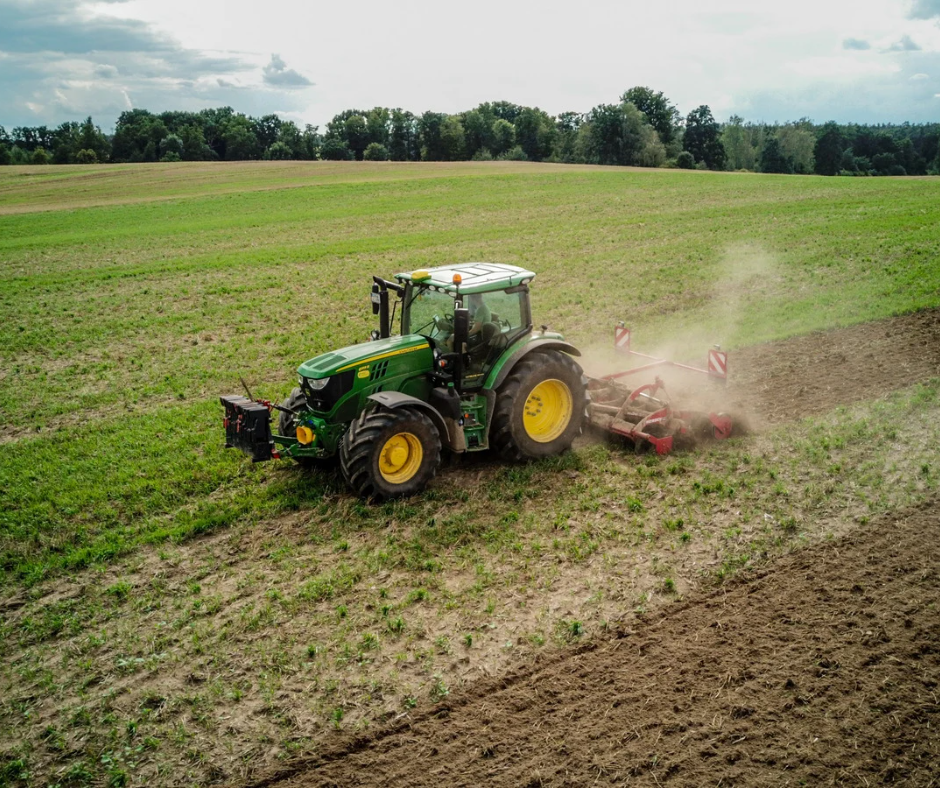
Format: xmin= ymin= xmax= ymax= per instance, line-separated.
xmin=432 ymin=313 xmax=454 ymax=333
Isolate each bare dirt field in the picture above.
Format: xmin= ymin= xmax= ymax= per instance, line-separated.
xmin=729 ymin=307 xmax=940 ymax=424
xmin=250 ymin=309 xmax=940 ymax=788
xmin=258 ymin=501 xmax=940 ymax=788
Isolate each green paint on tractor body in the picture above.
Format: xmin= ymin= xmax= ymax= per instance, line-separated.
xmin=280 ymin=334 xmax=435 ymax=457
xmin=223 ymin=262 xmax=585 ymax=499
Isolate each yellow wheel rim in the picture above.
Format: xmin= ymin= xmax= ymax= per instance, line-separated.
xmin=378 ymin=432 xmax=423 ymax=483
xmin=523 ymin=379 xmax=573 ymax=443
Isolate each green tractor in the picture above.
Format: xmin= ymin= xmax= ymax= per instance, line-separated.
xmin=221 ymin=263 xmax=586 ymax=500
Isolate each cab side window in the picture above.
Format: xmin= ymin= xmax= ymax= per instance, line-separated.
xmin=482 ymin=290 xmax=524 ymax=332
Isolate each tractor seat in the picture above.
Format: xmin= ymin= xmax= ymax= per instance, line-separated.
xmin=466 ymin=322 xmax=502 ymax=372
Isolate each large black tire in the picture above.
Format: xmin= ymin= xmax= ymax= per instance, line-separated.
xmin=279 ymin=387 xmax=322 ymax=468
xmin=339 ymin=407 xmax=442 ymax=501
xmin=491 ymin=350 xmax=587 ymax=462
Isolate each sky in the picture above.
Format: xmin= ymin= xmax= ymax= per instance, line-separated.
xmin=1 ymin=0 xmax=939 ymax=131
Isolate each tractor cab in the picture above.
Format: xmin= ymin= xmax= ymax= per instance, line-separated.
xmin=379 ymin=263 xmax=536 ymax=386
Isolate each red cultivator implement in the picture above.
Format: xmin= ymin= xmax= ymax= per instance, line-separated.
xmin=587 ymin=323 xmax=734 ymax=455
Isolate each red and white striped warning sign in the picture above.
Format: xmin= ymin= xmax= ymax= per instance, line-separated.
xmin=708 ymin=348 xmax=728 ymax=378
xmin=614 ymin=325 xmax=631 ymax=354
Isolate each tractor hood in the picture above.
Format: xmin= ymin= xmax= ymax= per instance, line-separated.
xmin=297 ymin=334 xmax=431 ymax=380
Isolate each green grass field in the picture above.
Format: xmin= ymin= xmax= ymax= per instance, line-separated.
xmin=1 ymin=161 xmax=939 ymax=786
xmin=1 ymin=161 xmax=938 ymax=585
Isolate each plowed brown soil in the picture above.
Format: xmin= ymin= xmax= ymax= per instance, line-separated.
xmin=258 ymin=501 xmax=940 ymax=788
xmin=728 ymin=308 xmax=940 ymax=424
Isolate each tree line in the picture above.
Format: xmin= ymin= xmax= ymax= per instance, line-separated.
xmin=2 ymin=89 xmax=938 ymax=176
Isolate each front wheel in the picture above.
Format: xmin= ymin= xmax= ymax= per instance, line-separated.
xmin=491 ymin=350 xmax=586 ymax=462
xmin=339 ymin=408 xmax=442 ymax=501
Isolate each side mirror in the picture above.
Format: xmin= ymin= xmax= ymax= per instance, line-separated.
xmin=453 ymin=308 xmax=470 ymax=353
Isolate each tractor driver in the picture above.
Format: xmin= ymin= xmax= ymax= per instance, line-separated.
xmin=438 ymin=293 xmax=492 ymax=352
xmin=466 ymin=293 xmax=492 ymax=340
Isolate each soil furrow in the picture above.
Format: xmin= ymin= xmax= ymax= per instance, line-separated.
xmin=258 ymin=500 xmax=940 ymax=787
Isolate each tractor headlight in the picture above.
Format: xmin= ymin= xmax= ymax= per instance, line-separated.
xmin=305 ymin=377 xmax=329 ymax=391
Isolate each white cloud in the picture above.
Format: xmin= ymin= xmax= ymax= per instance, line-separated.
xmin=911 ymin=72 xmax=930 ymax=78
xmin=910 ymin=0 xmax=940 ymax=19
xmin=261 ymin=54 xmax=313 ymax=89
xmin=886 ymin=34 xmax=922 ymax=51
xmin=787 ymin=56 xmax=900 ymax=79
xmin=2 ymin=0 xmax=940 ymax=128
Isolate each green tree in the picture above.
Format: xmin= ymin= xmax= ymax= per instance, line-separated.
xmin=499 ymin=145 xmax=528 ymax=161
xmin=269 ymin=121 xmax=306 ymax=159
xmin=490 ymin=119 xmax=515 ymax=157
xmin=683 ymin=105 xmax=726 ymax=170
xmin=418 ymin=112 xmax=447 ymax=160
xmin=871 ymin=152 xmax=901 ymax=175
xmin=584 ymin=104 xmax=623 ymax=164
xmin=554 ymin=112 xmax=583 ymax=162
xmin=31 ymin=146 xmax=51 ymax=164
xmin=178 ymin=124 xmax=212 ymax=161
xmin=301 ymin=125 xmax=322 ymax=160
xmin=721 ymin=115 xmax=758 ymax=170
xmin=489 ymin=101 xmax=523 ymax=124
xmin=199 ymin=106 xmax=236 ymax=158
xmin=320 ymin=138 xmax=352 ymax=160
xmin=365 ymin=108 xmax=390 ymax=149
xmin=263 ymin=141 xmax=293 ymax=160
xmin=252 ymin=114 xmax=282 ymax=150
xmin=514 ymin=107 xmax=556 ymax=162
xmin=621 ymin=86 xmax=680 ymax=143
xmin=363 ymin=142 xmax=389 ymax=161
xmin=12 ymin=125 xmax=53 ymax=151
xmin=344 ymin=115 xmax=369 ymax=159
xmin=111 ymin=109 xmax=152 ymax=161
xmin=814 ymin=122 xmax=846 ymax=175
xmin=222 ymin=119 xmax=259 ymax=160
xmin=439 ymin=116 xmax=466 ymax=161
xmin=676 ymin=151 xmax=696 ymax=169
xmin=759 ymin=136 xmax=793 ymax=174
xmin=0 ymin=143 xmax=11 ymax=165
xmin=460 ymin=109 xmax=490 ymax=159
xmin=389 ymin=110 xmax=417 ymax=161
xmin=79 ymin=116 xmax=110 ymax=162
xmin=776 ymin=120 xmax=815 ymax=174
xmin=51 ymin=121 xmax=80 ymax=163
xmin=582 ymin=103 xmax=664 ymax=167
xmin=160 ymin=134 xmax=184 ymax=158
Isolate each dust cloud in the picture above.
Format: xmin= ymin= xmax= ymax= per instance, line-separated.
xmin=577 ymin=242 xmax=778 ymax=428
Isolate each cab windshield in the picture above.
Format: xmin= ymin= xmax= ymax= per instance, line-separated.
xmin=404 ymin=286 xmax=456 ymax=344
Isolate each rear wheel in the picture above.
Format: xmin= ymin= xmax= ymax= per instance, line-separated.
xmin=491 ymin=350 xmax=586 ymax=462
xmin=340 ymin=408 xmax=442 ymax=501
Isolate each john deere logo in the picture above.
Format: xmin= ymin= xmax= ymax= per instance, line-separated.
xmin=357 ymin=367 xmax=370 ymax=379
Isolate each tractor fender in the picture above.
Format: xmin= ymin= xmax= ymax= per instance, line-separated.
xmin=366 ymin=391 xmax=450 ymax=448
xmin=486 ymin=338 xmax=582 ymax=391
